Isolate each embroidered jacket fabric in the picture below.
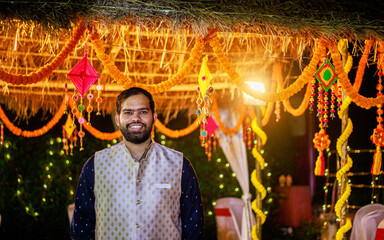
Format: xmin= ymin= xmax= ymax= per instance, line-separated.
xmin=70 ymin=141 xmax=204 ymax=240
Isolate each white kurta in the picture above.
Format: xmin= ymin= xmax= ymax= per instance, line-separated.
xmin=94 ymin=141 xmax=183 ymax=240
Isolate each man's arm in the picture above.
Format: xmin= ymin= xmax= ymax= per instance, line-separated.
xmin=180 ymin=156 xmax=204 ymax=240
xmin=70 ymin=155 xmax=96 ymax=240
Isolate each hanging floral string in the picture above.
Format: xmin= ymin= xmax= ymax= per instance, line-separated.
xmin=370 ymin=41 xmax=384 ymax=175
xmin=0 ymin=23 xmax=85 ymax=85
xmin=329 ymin=41 xmax=384 ymax=109
xmin=88 ymin=27 xmax=205 ymax=93
xmin=0 ymin=100 xmax=66 ymax=137
xmin=211 ymin=96 xmax=245 ymax=135
xmin=209 ymin=36 xmax=325 ymax=102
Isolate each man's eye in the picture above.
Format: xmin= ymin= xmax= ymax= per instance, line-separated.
xmin=124 ymin=111 xmax=132 ymax=115
xmin=140 ymin=111 xmax=148 ymax=114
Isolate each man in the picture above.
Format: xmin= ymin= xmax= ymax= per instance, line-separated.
xmin=71 ymin=87 xmax=204 ymax=239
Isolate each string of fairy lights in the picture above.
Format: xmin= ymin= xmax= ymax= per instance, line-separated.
xmin=322 ymin=148 xmax=384 ymax=214
xmin=3 ymin=135 xmax=118 ymax=218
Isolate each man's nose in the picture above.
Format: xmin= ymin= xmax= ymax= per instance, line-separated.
xmin=130 ymin=111 xmax=141 ymax=121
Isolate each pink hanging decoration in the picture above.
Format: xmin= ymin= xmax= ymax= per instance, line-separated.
xmin=67 ymin=47 xmax=100 ymax=151
xmin=67 ymin=53 xmax=100 ymax=98
xmin=205 ymin=116 xmax=218 ymax=136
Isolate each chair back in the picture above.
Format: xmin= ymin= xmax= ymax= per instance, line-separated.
xmin=214 ymin=197 xmax=244 ymax=240
xmin=351 ymin=204 xmax=384 ymax=240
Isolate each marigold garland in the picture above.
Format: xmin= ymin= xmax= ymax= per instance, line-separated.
xmin=89 ymin=28 xmax=205 ymax=93
xmin=69 ymin=98 xmax=203 ymax=140
xmin=209 ymin=36 xmax=325 ymax=102
xmin=211 ymin=96 xmax=245 ymax=135
xmin=336 ymin=218 xmax=352 ymax=240
xmin=329 ymin=41 xmax=384 ymax=109
xmin=0 ymin=100 xmax=66 ymax=137
xmin=335 ymin=117 xmax=353 ymax=240
xmin=0 ymin=23 xmax=85 ymax=85
xmin=154 ymin=115 xmax=204 ymax=138
xmin=250 ymin=116 xmax=267 ymax=240
xmin=251 ymin=117 xmax=267 ymax=146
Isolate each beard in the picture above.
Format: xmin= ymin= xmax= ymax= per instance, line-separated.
xmin=120 ymin=120 xmax=153 ymax=144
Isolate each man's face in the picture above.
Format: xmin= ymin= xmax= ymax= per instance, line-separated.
xmin=115 ymin=94 xmax=157 ymax=144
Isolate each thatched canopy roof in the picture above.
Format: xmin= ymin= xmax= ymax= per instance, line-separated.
xmin=1 ymin=1 xmax=384 ymax=40
xmin=0 ymin=0 xmax=383 ymax=122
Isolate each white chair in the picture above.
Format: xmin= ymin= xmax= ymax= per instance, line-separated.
xmin=351 ymin=204 xmax=384 ymax=240
xmin=67 ymin=203 xmax=75 ymax=223
xmin=214 ymin=197 xmax=255 ymax=240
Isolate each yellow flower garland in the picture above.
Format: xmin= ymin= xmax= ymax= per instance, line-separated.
xmin=249 ymin=116 xmax=267 ymax=240
xmin=0 ymin=99 xmax=66 ymax=137
xmin=251 ymin=117 xmax=267 ymax=146
xmin=0 ymin=23 xmax=85 ymax=85
xmin=335 ymin=116 xmax=353 ymax=239
xmin=329 ymin=41 xmax=384 ymax=109
xmin=89 ymin=28 xmax=205 ymax=93
xmin=209 ymin=36 xmax=325 ymax=102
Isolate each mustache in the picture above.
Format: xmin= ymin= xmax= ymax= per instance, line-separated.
xmin=126 ymin=122 xmax=145 ymax=128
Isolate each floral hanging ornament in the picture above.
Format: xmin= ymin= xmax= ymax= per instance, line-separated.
xmin=62 ymin=114 xmax=77 ymax=156
xmin=314 ymin=59 xmax=339 ymax=128
xmin=196 ymin=55 xmax=214 ymax=146
xmin=371 ymin=46 xmax=384 ymax=175
xmin=67 ymin=45 xmax=100 ymax=151
xmin=313 ymin=128 xmax=330 ymax=176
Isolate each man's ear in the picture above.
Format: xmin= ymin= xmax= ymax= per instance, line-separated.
xmin=153 ymin=112 xmax=157 ymax=124
xmin=115 ymin=113 xmax=120 ymax=127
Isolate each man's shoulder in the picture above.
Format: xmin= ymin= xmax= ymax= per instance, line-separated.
xmin=153 ymin=141 xmax=183 ymax=156
xmin=96 ymin=141 xmax=124 ymax=155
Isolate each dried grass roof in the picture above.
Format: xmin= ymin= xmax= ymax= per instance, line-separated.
xmin=1 ymin=0 xmax=383 ymax=40
xmin=0 ymin=0 xmax=382 ymax=122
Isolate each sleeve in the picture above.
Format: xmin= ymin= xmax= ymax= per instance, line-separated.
xmin=180 ymin=156 xmax=204 ymax=240
xmin=70 ymin=155 xmax=96 ymax=240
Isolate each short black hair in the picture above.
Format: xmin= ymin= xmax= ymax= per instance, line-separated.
xmin=116 ymin=87 xmax=155 ymax=114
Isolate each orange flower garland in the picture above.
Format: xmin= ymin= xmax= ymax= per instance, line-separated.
xmin=272 ymin=61 xmax=314 ymax=116
xmin=209 ymin=36 xmax=326 ymax=102
xmin=0 ymin=23 xmax=85 ymax=85
xmin=211 ymin=96 xmax=246 ymax=135
xmin=0 ymin=100 xmax=66 ymax=137
xmin=154 ymin=115 xmax=203 ymax=138
xmin=329 ymin=41 xmax=384 ymax=109
xmin=89 ymin=28 xmax=205 ymax=93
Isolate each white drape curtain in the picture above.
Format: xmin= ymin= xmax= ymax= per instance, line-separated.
xmin=214 ymin=108 xmax=254 ymax=240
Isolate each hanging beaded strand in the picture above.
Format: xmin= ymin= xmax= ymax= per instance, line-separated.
xmin=96 ymin=81 xmax=102 ymax=115
xmin=0 ymin=120 xmax=3 ymax=145
xmin=87 ymin=90 xmax=93 ymax=125
xmin=309 ymin=76 xmax=316 ymax=112
xmin=64 ymin=78 xmax=69 ymax=114
xmin=330 ymin=85 xmax=336 ymax=119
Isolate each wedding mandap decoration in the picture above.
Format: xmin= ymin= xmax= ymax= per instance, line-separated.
xmin=1 ymin=1 xmax=384 ymax=239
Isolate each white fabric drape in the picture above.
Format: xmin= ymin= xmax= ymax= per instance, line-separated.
xmin=214 ymin=108 xmax=254 ymax=240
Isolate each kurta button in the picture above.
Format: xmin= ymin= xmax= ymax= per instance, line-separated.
xmin=137 ymin=178 xmax=141 ymax=183
xmin=136 ymin=223 xmax=140 ymax=228
xmin=136 ymin=200 xmax=141 ymax=204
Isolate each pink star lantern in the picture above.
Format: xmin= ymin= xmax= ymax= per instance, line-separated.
xmin=206 ymin=116 xmax=219 ymax=136
xmin=67 ymin=52 xmax=100 ymax=98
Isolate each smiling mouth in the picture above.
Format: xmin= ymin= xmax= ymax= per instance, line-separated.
xmin=128 ymin=124 xmax=145 ymax=131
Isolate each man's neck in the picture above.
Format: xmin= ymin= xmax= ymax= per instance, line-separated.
xmin=124 ymin=138 xmax=152 ymax=161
